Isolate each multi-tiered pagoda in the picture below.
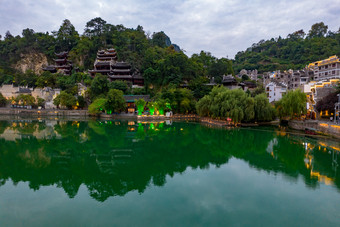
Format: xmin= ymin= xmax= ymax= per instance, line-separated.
xmin=42 ymin=51 xmax=73 ymax=75
xmin=89 ymin=48 xmax=144 ymax=86
xmin=89 ymin=49 xmax=117 ymax=77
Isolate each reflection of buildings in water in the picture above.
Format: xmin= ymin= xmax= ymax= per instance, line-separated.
xmin=266 ymin=138 xmax=278 ymax=159
xmin=303 ymin=141 xmax=339 ymax=185
xmin=0 ymin=120 xmax=62 ymax=141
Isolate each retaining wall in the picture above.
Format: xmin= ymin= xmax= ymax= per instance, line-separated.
xmin=288 ymin=120 xmax=340 ymax=139
xmin=0 ymin=108 xmax=89 ymax=117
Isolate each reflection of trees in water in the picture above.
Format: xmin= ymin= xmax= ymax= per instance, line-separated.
xmin=0 ymin=120 xmax=339 ymax=201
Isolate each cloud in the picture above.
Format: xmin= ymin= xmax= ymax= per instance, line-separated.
xmin=0 ymin=0 xmax=339 ymax=58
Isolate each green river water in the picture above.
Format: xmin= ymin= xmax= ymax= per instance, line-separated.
xmin=0 ymin=118 xmax=339 ymax=226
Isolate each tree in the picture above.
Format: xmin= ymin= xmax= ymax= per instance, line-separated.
xmin=241 ymin=74 xmax=249 ymax=81
xmin=147 ymin=101 xmax=156 ymax=115
xmin=315 ymin=92 xmax=338 ymax=115
xmin=36 ymin=71 xmax=56 ymax=88
xmin=15 ymin=94 xmax=35 ymax=106
xmin=287 ymin=29 xmax=305 ymax=40
xmin=275 ymin=89 xmax=307 ymax=119
xmin=0 ymin=93 xmax=7 ymax=107
xmin=54 ymin=19 xmax=79 ymax=52
xmin=84 ymin=17 xmax=107 ymax=37
xmin=308 ymin=22 xmax=328 ymax=38
xmin=196 ymin=86 xmax=254 ymax=123
xmin=104 ymin=89 xmax=126 ymax=114
xmin=135 ymin=98 xmax=146 ymax=115
xmin=90 ymin=74 xmax=109 ymax=99
xmin=155 ymin=99 xmax=167 ymax=115
xmin=152 ymin=31 xmax=171 ymax=48
xmin=88 ymin=98 xmax=107 ymax=114
xmin=77 ymin=96 xmax=86 ymax=109
xmin=254 ymin=94 xmax=276 ymax=121
xmin=109 ymin=80 xmax=129 ymax=94
xmin=36 ymin=97 xmax=45 ymax=108
xmin=54 ymin=91 xmax=76 ymax=109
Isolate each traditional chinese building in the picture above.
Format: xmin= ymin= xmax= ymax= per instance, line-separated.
xmin=42 ymin=51 xmax=72 ymax=75
xmin=88 ymin=49 xmax=117 ymax=77
xmin=222 ymin=75 xmax=239 ymax=89
xmin=89 ymin=48 xmax=144 ymax=86
xmin=109 ymin=61 xmax=133 ymax=83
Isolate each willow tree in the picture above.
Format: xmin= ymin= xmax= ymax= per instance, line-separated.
xmin=275 ymin=89 xmax=306 ymax=119
xmin=254 ymin=93 xmax=276 ymax=121
xmin=196 ymin=86 xmax=254 ymax=123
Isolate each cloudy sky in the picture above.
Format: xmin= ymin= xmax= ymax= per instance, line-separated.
xmin=0 ymin=0 xmax=339 ymax=58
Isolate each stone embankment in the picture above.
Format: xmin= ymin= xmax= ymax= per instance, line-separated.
xmin=0 ymin=108 xmax=89 ymax=117
xmin=288 ymin=120 xmax=340 ymax=139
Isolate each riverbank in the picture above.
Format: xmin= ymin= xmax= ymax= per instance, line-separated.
xmin=288 ymin=120 xmax=340 ymax=139
xmin=0 ymin=108 xmax=280 ymax=128
xmin=0 ymin=108 xmax=89 ymax=117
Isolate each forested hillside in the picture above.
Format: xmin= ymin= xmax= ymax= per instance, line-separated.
xmin=0 ymin=18 xmax=234 ymax=88
xmin=233 ymin=22 xmax=340 ymax=73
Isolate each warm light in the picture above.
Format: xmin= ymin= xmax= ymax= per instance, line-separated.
xmin=310 ymin=170 xmax=334 ymax=185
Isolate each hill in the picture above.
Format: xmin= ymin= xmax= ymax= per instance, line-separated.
xmin=233 ymin=22 xmax=340 ymax=73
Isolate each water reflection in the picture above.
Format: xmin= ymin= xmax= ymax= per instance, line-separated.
xmin=0 ymin=118 xmax=339 ymax=201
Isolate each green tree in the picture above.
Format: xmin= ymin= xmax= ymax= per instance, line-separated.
xmin=307 ymin=22 xmax=328 ymax=38
xmin=77 ymin=96 xmax=86 ymax=109
xmin=16 ymin=94 xmax=35 ymax=106
xmin=54 ymin=91 xmax=77 ymax=109
xmin=109 ymin=80 xmax=129 ymax=94
xmin=36 ymin=97 xmax=45 ymax=108
xmin=84 ymin=17 xmax=107 ymax=37
xmin=254 ymin=94 xmax=276 ymax=121
xmin=135 ymin=98 xmax=146 ymax=115
xmin=0 ymin=92 xmax=7 ymax=107
xmin=155 ymin=99 xmax=167 ymax=115
xmin=104 ymin=89 xmax=126 ymax=114
xmin=147 ymin=101 xmax=156 ymax=115
xmin=54 ymin=19 xmax=79 ymax=52
xmin=275 ymin=89 xmax=307 ymax=119
xmin=90 ymin=74 xmax=109 ymax=99
xmin=88 ymin=98 xmax=107 ymax=114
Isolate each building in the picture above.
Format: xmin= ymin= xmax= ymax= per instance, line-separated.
xmin=109 ymin=61 xmax=133 ymax=83
xmin=123 ymin=95 xmax=151 ymax=113
xmin=89 ymin=49 xmax=117 ymax=77
xmin=0 ymin=85 xmax=33 ymax=99
xmin=31 ymin=87 xmax=61 ymax=109
xmin=89 ymin=48 xmax=144 ymax=86
xmin=307 ymin=55 xmax=340 ymax=81
xmin=265 ymin=82 xmax=287 ymax=103
xmin=239 ymin=69 xmax=258 ymax=81
xmin=222 ymin=75 xmax=239 ymax=90
xmin=304 ymin=79 xmax=339 ymax=103
xmin=42 ymin=51 xmax=73 ymax=75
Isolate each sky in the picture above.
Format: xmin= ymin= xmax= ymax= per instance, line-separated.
xmin=0 ymin=0 xmax=339 ymax=59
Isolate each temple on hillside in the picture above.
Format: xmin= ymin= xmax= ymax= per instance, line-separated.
xmin=89 ymin=49 xmax=117 ymax=77
xmin=89 ymin=48 xmax=144 ymax=87
xmin=42 ymin=51 xmax=72 ymax=75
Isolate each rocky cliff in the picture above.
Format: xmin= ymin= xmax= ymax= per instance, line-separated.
xmin=14 ymin=52 xmax=49 ymax=74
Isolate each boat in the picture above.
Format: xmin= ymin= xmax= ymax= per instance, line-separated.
xmin=305 ymin=127 xmax=318 ymax=135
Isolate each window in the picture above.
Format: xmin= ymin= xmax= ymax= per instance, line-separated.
xmin=333 ymin=71 xmax=335 ymax=74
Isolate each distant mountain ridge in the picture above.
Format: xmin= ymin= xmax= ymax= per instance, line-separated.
xmin=233 ymin=22 xmax=340 ymax=73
